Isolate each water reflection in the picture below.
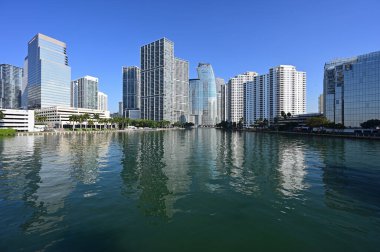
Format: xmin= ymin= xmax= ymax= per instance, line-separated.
xmin=1 ymin=130 xmax=380 ymax=251
xmin=0 ymin=134 xmax=112 ymax=236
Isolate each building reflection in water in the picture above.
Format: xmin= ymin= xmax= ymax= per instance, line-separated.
xmin=120 ymin=131 xmax=170 ymax=219
xmin=0 ymin=133 xmax=112 ymax=235
xmin=317 ymin=138 xmax=380 ymax=215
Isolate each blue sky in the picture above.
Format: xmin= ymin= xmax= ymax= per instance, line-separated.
xmin=1 ymin=0 xmax=379 ymax=113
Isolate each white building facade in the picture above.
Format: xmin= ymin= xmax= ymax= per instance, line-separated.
xmin=0 ymin=109 xmax=34 ymax=132
xmin=228 ymin=72 xmax=258 ymax=122
xmin=98 ymin=91 xmax=108 ymax=111
xmin=35 ymin=106 xmax=110 ymax=128
xmin=243 ymin=65 xmax=306 ymax=126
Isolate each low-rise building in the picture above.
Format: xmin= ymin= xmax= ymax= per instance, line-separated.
xmin=35 ymin=106 xmax=110 ymax=128
xmin=0 ymin=109 xmax=34 ymax=132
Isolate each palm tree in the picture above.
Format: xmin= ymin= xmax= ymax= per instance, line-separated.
xmin=83 ymin=113 xmax=90 ymax=129
xmin=281 ymin=111 xmax=286 ymax=119
xmin=93 ymin=113 xmax=100 ymax=130
xmin=78 ymin=115 xmax=84 ymax=129
xmin=0 ymin=110 xmax=4 ymax=120
xmin=88 ymin=119 xmax=94 ymax=130
xmin=69 ymin=115 xmax=76 ymax=131
xmin=287 ymin=112 xmax=292 ymax=118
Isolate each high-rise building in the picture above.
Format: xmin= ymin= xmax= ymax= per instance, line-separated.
xmin=189 ymin=79 xmax=202 ymax=125
xmin=189 ymin=63 xmax=217 ymax=126
xmin=98 ymin=91 xmax=108 ymax=111
xmin=221 ymin=83 xmax=228 ymax=122
xmin=26 ymin=33 xmax=71 ymax=108
xmin=244 ymin=74 xmax=269 ymax=126
xmin=174 ymin=58 xmax=189 ymax=123
xmin=324 ymin=51 xmax=380 ymax=127
xmin=243 ymin=65 xmax=306 ymax=126
xmin=216 ymin=77 xmax=225 ymax=123
xmin=119 ymin=101 xmax=123 ymax=116
xmin=0 ymin=64 xmax=23 ymax=109
xmin=122 ymin=66 xmax=141 ymax=117
xmin=318 ymin=94 xmax=324 ymax=114
xmin=228 ymin=72 xmax=258 ymax=122
xmin=21 ymin=57 xmax=28 ymax=108
xmin=268 ymin=65 xmax=306 ymax=120
xmin=70 ymin=80 xmax=78 ymax=108
xmin=140 ymin=38 xmax=188 ymax=122
xmin=71 ymin=76 xmax=98 ymax=109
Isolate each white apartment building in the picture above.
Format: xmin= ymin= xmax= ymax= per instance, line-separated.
xmin=228 ymin=71 xmax=258 ymax=122
xmin=35 ymin=106 xmax=110 ymax=128
xmin=268 ymin=65 xmax=306 ymax=120
xmin=98 ymin=92 xmax=108 ymax=111
xmin=244 ymin=74 xmax=269 ymax=126
xmin=243 ymin=65 xmax=306 ymax=126
xmin=0 ymin=109 xmax=34 ymax=132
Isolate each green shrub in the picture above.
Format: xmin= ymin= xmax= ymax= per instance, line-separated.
xmin=0 ymin=128 xmax=16 ymax=136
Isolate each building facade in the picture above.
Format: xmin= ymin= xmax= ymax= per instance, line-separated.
xmin=98 ymin=91 xmax=108 ymax=111
xmin=324 ymin=51 xmax=380 ymax=127
xmin=268 ymin=65 xmax=306 ymax=121
xmin=189 ymin=63 xmax=217 ymax=126
xmin=140 ymin=38 xmax=188 ymax=123
xmin=244 ymin=74 xmax=269 ymax=126
xmin=0 ymin=64 xmax=23 ymax=109
xmin=228 ymin=72 xmax=258 ymax=123
xmin=174 ymin=58 xmax=189 ymax=123
xmin=122 ymin=66 xmax=141 ymax=117
xmin=189 ymin=79 xmax=202 ymax=125
xmin=216 ymin=77 xmax=225 ymax=123
xmin=318 ymin=94 xmax=324 ymax=114
xmin=35 ymin=106 xmax=110 ymax=128
xmin=26 ymin=33 xmax=71 ymax=109
xmin=242 ymin=65 xmax=306 ymax=126
xmin=0 ymin=109 xmax=34 ymax=132
xmin=71 ymin=75 xmax=98 ymax=109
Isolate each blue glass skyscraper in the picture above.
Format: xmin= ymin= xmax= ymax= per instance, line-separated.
xmin=324 ymin=51 xmax=380 ymax=127
xmin=0 ymin=64 xmax=23 ymax=109
xmin=189 ymin=63 xmax=217 ymax=126
xmin=26 ymin=33 xmax=71 ymax=108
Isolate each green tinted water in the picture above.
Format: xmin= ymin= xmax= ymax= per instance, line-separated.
xmin=0 ymin=129 xmax=379 ymax=251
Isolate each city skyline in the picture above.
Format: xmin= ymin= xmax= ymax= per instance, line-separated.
xmin=1 ymin=0 xmax=380 ymax=113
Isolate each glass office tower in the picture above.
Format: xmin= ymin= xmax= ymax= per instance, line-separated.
xmin=0 ymin=64 xmax=23 ymax=109
xmin=188 ymin=63 xmax=217 ymax=126
xmin=197 ymin=63 xmax=217 ymax=125
xmin=122 ymin=66 xmax=141 ymax=117
xmin=26 ymin=33 xmax=71 ymax=108
xmin=189 ymin=79 xmax=202 ymax=126
xmin=324 ymin=51 xmax=380 ymax=127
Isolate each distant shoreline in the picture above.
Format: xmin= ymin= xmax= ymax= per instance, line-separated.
xmin=14 ymin=128 xmax=184 ymax=136
xmin=243 ymin=129 xmax=380 ymax=141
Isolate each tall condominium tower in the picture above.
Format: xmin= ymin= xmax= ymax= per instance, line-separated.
xmin=122 ymin=66 xmax=141 ymax=117
xmin=0 ymin=64 xmax=23 ymax=109
xmin=140 ymin=38 xmax=188 ymax=122
xmin=216 ymin=77 xmax=225 ymax=123
xmin=221 ymin=83 xmax=228 ymax=122
xmin=324 ymin=51 xmax=380 ymax=127
xmin=26 ymin=33 xmax=71 ymax=108
xmin=318 ymin=94 xmax=324 ymax=114
xmin=268 ymin=65 xmax=306 ymax=120
xmin=71 ymin=75 xmax=98 ymax=109
xmin=244 ymin=74 xmax=269 ymax=126
xmin=228 ymin=72 xmax=258 ymax=122
xmin=174 ymin=58 xmax=189 ymax=123
xmin=98 ymin=91 xmax=108 ymax=111
xmin=243 ymin=65 xmax=306 ymax=126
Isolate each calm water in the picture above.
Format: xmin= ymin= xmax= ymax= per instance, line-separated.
xmin=0 ymin=129 xmax=380 ymax=251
